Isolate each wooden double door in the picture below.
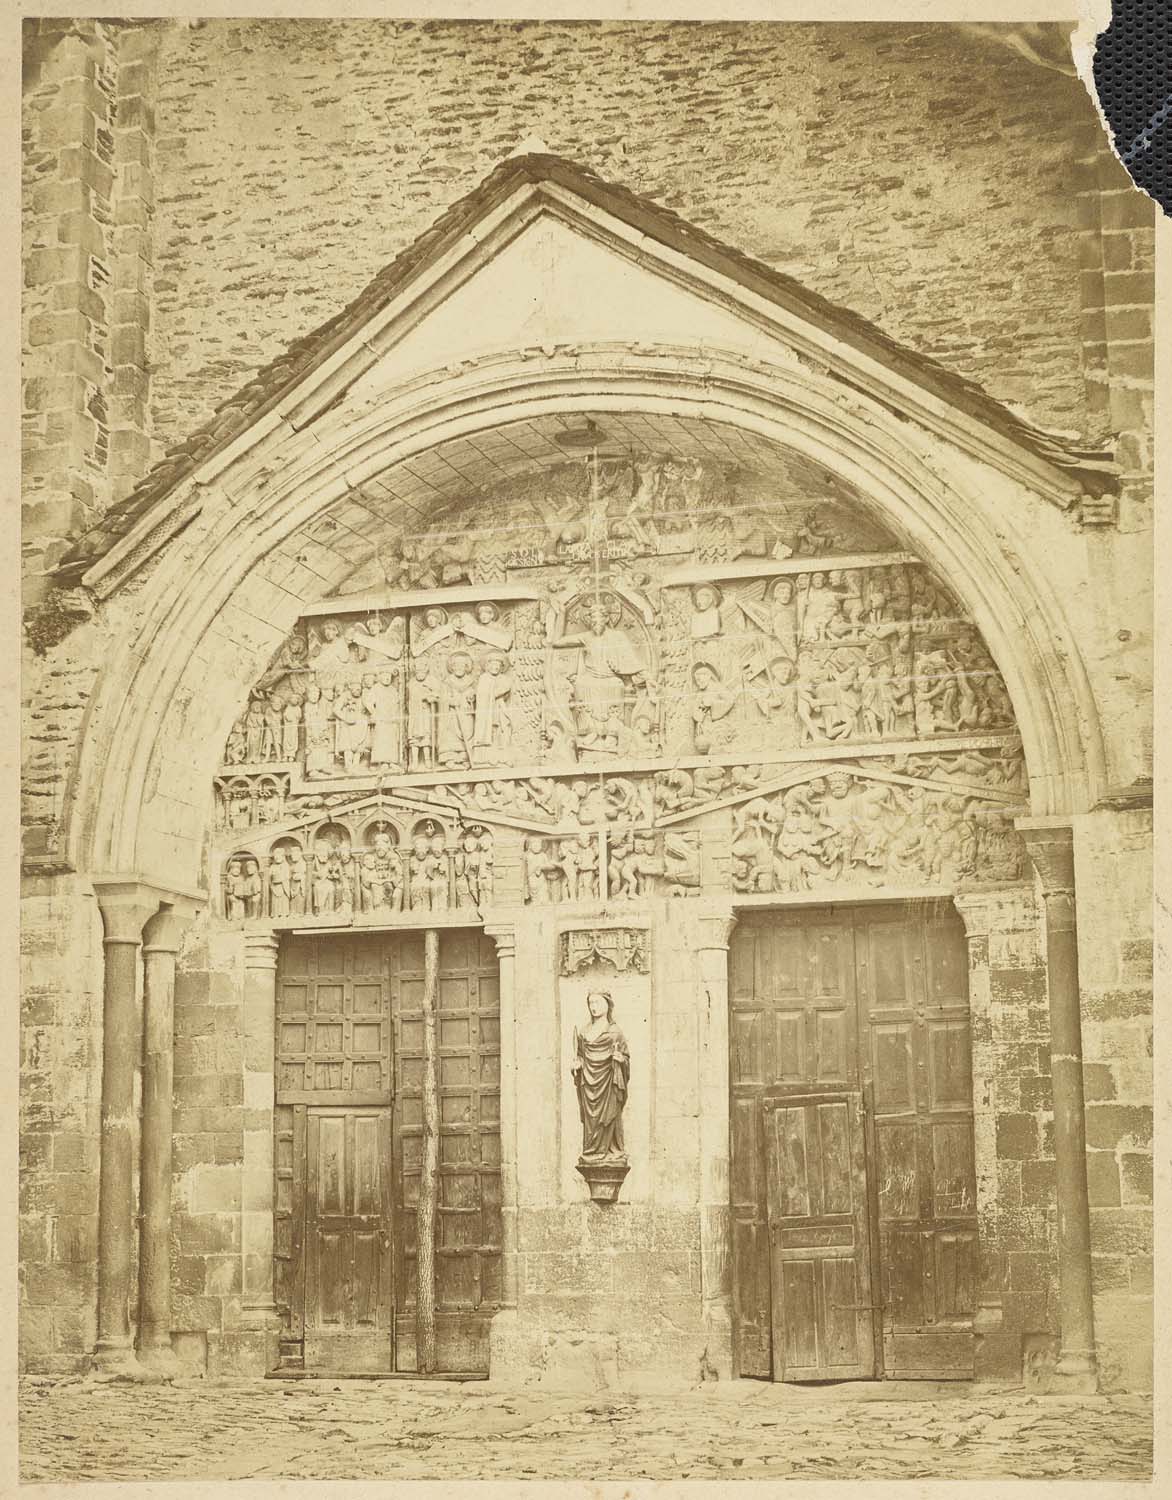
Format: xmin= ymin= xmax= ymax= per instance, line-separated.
xmin=730 ymin=904 xmax=978 ymax=1382
xmin=273 ymin=930 xmax=502 ymax=1373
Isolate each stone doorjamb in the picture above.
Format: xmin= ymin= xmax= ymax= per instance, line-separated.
xmin=952 ymin=880 xmax=1039 ymax=1365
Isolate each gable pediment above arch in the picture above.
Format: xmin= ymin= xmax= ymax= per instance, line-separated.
xmin=55 ymin=150 xmax=1116 ymax=603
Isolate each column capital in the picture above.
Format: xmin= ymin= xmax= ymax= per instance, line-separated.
xmin=694 ymin=905 xmax=738 ymax=951
xmin=142 ymin=895 xmax=204 ymax=954
xmin=93 ymin=874 xmax=208 ymax=944
xmin=483 ymin=923 xmax=517 ymax=960
xmin=243 ymin=931 xmax=281 ymax=970
xmin=93 ymin=879 xmax=161 ymax=946
xmin=951 ymin=882 xmax=1035 ymax=939
xmin=1015 ymin=820 xmax=1076 ymax=896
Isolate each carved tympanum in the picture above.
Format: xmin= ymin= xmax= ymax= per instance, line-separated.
xmin=211 ymin=447 xmax=1028 ymax=920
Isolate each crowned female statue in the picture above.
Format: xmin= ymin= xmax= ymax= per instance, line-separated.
xmin=571 ymin=990 xmax=630 ymax=1165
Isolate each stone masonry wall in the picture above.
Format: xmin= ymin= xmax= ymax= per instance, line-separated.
xmin=19 ymin=877 xmax=104 ymax=1374
xmin=146 ymin=19 xmax=1095 ymax=449
xmin=1075 ymin=808 xmax=1153 ymax=1392
xmin=959 ymin=886 xmax=1059 ymax=1383
xmin=22 ymin=19 xmax=160 ymax=602
xmin=171 ymin=926 xmax=248 ymax=1377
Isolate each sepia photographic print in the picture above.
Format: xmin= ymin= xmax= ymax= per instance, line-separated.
xmin=17 ymin=3 xmax=1160 ymax=1488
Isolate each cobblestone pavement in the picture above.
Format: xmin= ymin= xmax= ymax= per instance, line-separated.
xmin=19 ymin=1376 xmax=1153 ymax=1482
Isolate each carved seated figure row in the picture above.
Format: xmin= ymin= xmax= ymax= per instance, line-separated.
xmin=223 ymin=825 xmax=494 ymax=920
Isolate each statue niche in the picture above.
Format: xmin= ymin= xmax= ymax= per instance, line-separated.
xmin=571 ymin=988 xmax=631 ymax=1204
xmin=545 ymin=590 xmax=660 ymax=762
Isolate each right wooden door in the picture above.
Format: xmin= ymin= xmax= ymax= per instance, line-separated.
xmin=730 ymin=904 xmax=978 ymax=1382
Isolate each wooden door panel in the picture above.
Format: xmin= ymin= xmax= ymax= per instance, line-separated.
xmin=765 ymin=1095 xmax=875 ymax=1381
xmin=871 ymin=1023 xmax=916 ymax=1112
xmin=304 ymin=1108 xmax=393 ymax=1371
xmin=732 ymin=906 xmax=978 ymax=1384
xmin=729 ymin=917 xmax=860 ymax=1381
xmin=857 ymin=909 xmax=977 ymax=1379
xmin=811 ymin=1007 xmax=850 ymax=1088
xmin=732 ymin=1218 xmax=771 ymax=1377
xmin=390 ymin=931 xmax=501 ymax=1373
xmin=926 ymin=1021 xmax=973 ymax=1111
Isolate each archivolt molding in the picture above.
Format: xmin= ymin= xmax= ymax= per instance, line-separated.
xmin=69 ymin=346 xmax=1107 ymax=887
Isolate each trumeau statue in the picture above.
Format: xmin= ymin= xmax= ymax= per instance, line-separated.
xmin=212 ymin=450 xmax=1031 ymax=922
xmin=572 ymin=990 xmax=629 ymax=1162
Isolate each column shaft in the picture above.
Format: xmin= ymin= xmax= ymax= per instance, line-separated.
xmin=241 ymin=933 xmax=281 ymax=1337
xmin=93 ymin=885 xmax=158 ymax=1374
xmin=695 ymin=908 xmax=737 ymax=1377
xmin=1042 ymin=886 xmax=1097 ymax=1376
xmin=1020 ymin=822 xmax=1098 ymax=1389
xmin=136 ymin=908 xmax=192 ymax=1371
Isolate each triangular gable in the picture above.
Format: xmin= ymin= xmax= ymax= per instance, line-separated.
xmin=54 ymin=150 xmax=1117 ymax=595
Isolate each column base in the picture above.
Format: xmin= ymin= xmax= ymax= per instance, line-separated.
xmin=701 ymin=1301 xmax=734 ymax=1380
xmin=1052 ymin=1350 xmax=1099 ymax=1393
xmin=136 ymin=1339 xmax=181 ymax=1377
xmin=90 ymin=1342 xmax=160 ymax=1382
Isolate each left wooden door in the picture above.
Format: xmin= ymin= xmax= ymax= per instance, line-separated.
xmin=274 ymin=933 xmax=396 ymax=1373
xmin=303 ymin=1107 xmax=394 ymax=1371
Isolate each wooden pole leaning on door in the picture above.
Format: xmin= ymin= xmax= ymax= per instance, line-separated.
xmin=416 ymin=928 xmax=440 ymax=1373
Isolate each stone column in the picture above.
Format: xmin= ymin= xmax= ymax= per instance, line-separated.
xmin=1018 ymin=820 xmax=1098 ymax=1391
xmin=136 ymin=899 xmax=200 ymax=1373
xmin=484 ymin=925 xmax=519 ymax=1313
xmin=240 ymin=931 xmax=281 ymax=1373
xmin=92 ymin=879 xmax=160 ymax=1377
xmin=695 ymin=905 xmax=737 ymax=1378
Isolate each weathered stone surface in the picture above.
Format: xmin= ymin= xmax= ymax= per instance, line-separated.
xmin=17 ymin=1378 xmax=1153 ymax=1482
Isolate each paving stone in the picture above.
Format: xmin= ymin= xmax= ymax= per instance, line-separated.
xmin=17 ymin=1377 xmax=1153 ymax=1481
